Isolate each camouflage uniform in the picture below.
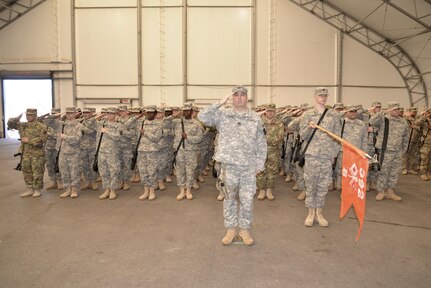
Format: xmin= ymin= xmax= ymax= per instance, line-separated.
xmin=98 ymin=119 xmax=122 ymax=191
xmin=368 ymin=110 xmax=409 ymax=194
xmin=43 ymin=114 xmax=61 ymax=184
xmin=173 ymin=117 xmax=203 ymax=189
xmin=117 ymin=114 xmax=137 ymax=186
xmin=403 ymin=115 xmax=421 ymax=172
xmin=416 ymin=115 xmax=431 ymax=176
xmin=157 ymin=115 xmax=174 ymax=182
xmin=8 ymin=111 xmax=48 ymax=191
xmin=137 ymin=117 xmax=163 ymax=189
xmin=334 ymin=117 xmax=368 ymax=189
xmin=80 ymin=115 xmax=98 ymax=183
xmin=198 ymin=102 xmax=267 ymax=230
xmin=300 ymin=107 xmax=341 ymax=209
xmin=363 ymin=111 xmax=380 ymax=188
xmin=288 ymin=117 xmax=306 ymax=191
xmin=58 ymin=119 xmax=83 ymax=190
xmin=256 ymin=112 xmax=285 ymax=190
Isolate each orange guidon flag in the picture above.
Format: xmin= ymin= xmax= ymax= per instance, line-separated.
xmin=340 ymin=142 xmax=369 ymax=242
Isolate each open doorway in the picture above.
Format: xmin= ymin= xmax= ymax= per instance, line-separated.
xmin=2 ymin=79 xmax=53 ymax=138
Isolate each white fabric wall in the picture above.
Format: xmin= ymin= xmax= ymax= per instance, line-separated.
xmin=0 ymin=0 xmax=421 ymax=114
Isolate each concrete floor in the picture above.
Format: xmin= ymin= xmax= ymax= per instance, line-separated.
xmin=0 ymin=139 xmax=430 ymax=288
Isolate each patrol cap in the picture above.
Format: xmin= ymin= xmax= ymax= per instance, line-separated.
xmin=345 ymin=105 xmax=358 ymax=112
xmin=182 ymin=103 xmax=193 ymax=111
xmin=106 ymin=107 xmax=118 ymax=114
xmin=265 ymin=103 xmax=276 ymax=111
xmin=26 ymin=108 xmax=37 ymax=115
xmin=387 ymin=101 xmax=400 ymax=110
xmin=172 ymin=106 xmax=180 ymax=111
xmin=118 ymin=105 xmax=128 ymax=111
xmin=51 ymin=108 xmax=61 ymax=114
xmin=165 ymin=106 xmax=173 ymax=112
xmin=156 ymin=106 xmax=164 ymax=113
xmin=90 ymin=108 xmax=96 ymax=113
xmin=232 ymin=85 xmax=248 ymax=95
xmin=129 ymin=107 xmax=141 ymax=113
xmin=101 ymin=108 xmax=108 ymax=113
xmin=76 ymin=107 xmax=82 ymax=113
xmin=83 ymin=107 xmax=93 ymax=113
xmin=408 ymin=107 xmax=417 ymax=112
xmin=372 ymin=101 xmax=382 ymax=107
xmin=192 ymin=106 xmax=200 ymax=112
xmin=65 ymin=107 xmax=76 ymax=113
xmin=333 ymin=103 xmax=344 ymax=110
xmin=146 ymin=105 xmax=156 ymax=112
xmin=314 ymin=87 xmax=328 ymax=96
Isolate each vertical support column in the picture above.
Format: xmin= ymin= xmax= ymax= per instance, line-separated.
xmin=335 ymin=30 xmax=343 ymax=103
xmin=159 ymin=0 xmax=166 ymax=106
xmin=182 ymin=0 xmax=188 ymax=104
xmin=137 ymin=0 xmax=143 ymax=106
xmin=269 ymin=0 xmax=277 ymax=104
xmin=251 ymin=0 xmax=257 ymax=105
xmin=52 ymin=0 xmax=60 ymax=107
xmin=70 ymin=0 xmax=77 ymax=106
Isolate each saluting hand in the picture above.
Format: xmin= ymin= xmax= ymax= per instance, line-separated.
xmin=219 ymin=93 xmax=233 ymax=105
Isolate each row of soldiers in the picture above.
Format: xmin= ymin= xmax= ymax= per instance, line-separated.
xmin=8 ymin=105 xmax=215 ymax=200
xmin=9 ymin=100 xmax=430 ymax=204
xmin=252 ymin=100 xmax=431 ymax=206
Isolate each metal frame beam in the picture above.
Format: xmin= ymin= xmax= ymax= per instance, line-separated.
xmin=0 ymin=0 xmax=47 ymax=30
xmin=289 ymin=0 xmax=428 ymax=107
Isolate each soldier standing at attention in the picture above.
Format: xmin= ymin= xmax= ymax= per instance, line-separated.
xmin=116 ymin=106 xmax=136 ymax=191
xmin=369 ymin=102 xmax=409 ymax=201
xmin=58 ymin=107 xmax=83 ymax=198
xmin=198 ymin=86 xmax=267 ymax=246
xmin=402 ymin=107 xmax=421 ymax=175
xmin=256 ymin=104 xmax=285 ymax=201
xmin=44 ymin=108 xmax=63 ymax=190
xmin=8 ymin=108 xmax=48 ymax=198
xmin=416 ymin=107 xmax=431 ymax=180
xmin=299 ymin=88 xmax=341 ymax=227
xmin=79 ymin=107 xmax=99 ymax=191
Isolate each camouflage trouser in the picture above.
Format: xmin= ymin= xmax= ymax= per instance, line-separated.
xmin=175 ymin=149 xmax=198 ymax=188
xmin=334 ymin=151 xmax=343 ymax=188
xmin=402 ymin=141 xmax=420 ymax=171
xmin=256 ymin=147 xmax=280 ymax=189
xmin=198 ymin=145 xmax=212 ymax=174
xmin=156 ymin=147 xmax=170 ymax=181
xmin=293 ymin=162 xmax=305 ymax=190
xmin=166 ymin=146 xmax=175 ymax=177
xmin=119 ymin=146 xmax=134 ymax=182
xmin=98 ymin=152 xmax=121 ymax=190
xmin=419 ymin=142 xmax=431 ymax=174
xmin=367 ymin=144 xmax=379 ymax=184
xmin=45 ymin=148 xmax=59 ymax=181
xmin=303 ymin=155 xmax=332 ymax=208
xmin=194 ymin=148 xmax=202 ymax=179
xmin=22 ymin=153 xmax=45 ymax=190
xmin=137 ymin=151 xmax=158 ymax=188
xmin=81 ymin=148 xmax=97 ymax=182
xmin=220 ymin=163 xmax=256 ymax=229
xmin=377 ymin=150 xmax=403 ymax=192
xmin=59 ymin=152 xmax=82 ymax=188
xmin=283 ymin=145 xmax=294 ymax=174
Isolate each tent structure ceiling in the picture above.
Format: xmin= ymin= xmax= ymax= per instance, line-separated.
xmin=0 ymin=0 xmax=47 ymax=30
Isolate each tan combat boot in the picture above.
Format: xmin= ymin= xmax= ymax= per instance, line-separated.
xmin=217 ymin=191 xmax=224 ymax=201
xmin=32 ymin=189 xmax=41 ymax=198
xmin=198 ymin=175 xmax=205 ymax=183
xmin=285 ymin=174 xmax=292 ymax=183
xmin=165 ymin=176 xmax=172 ymax=183
xmin=304 ymin=208 xmax=315 ymax=227
xmin=96 ymin=176 xmax=102 ymax=182
xmin=80 ymin=181 xmax=91 ymax=190
xmin=222 ymin=228 xmax=237 ymax=245
xmin=139 ymin=187 xmax=149 ymax=200
xmin=109 ymin=189 xmax=117 ymax=200
xmin=292 ymin=184 xmax=300 ymax=191
xmin=21 ymin=188 xmax=34 ymax=198
xmin=46 ymin=180 xmax=57 ymax=190
xmin=420 ymin=174 xmax=429 ymax=181
xmin=315 ymin=208 xmax=329 ymax=227
xmin=91 ymin=181 xmax=99 ymax=190
xmin=297 ymin=191 xmax=306 ymax=201
xmin=192 ymin=181 xmax=200 ymax=190
xmin=202 ymin=170 xmax=208 ymax=176
xmin=375 ymin=191 xmax=385 ymax=201
xmin=384 ymin=189 xmax=402 ymax=201
xmin=99 ymin=189 xmax=110 ymax=200
xmin=158 ymin=180 xmax=166 ymax=191
xmin=266 ymin=188 xmax=274 ymax=201
xmin=401 ymin=169 xmax=408 ymax=175
xmin=57 ymin=180 xmax=64 ymax=190
xmin=60 ymin=187 xmax=71 ymax=198
xmin=123 ymin=181 xmax=130 ymax=191
xmin=238 ymin=229 xmax=254 ymax=246
xmin=186 ymin=187 xmax=193 ymax=200
xmin=279 ymin=167 xmax=285 ymax=176
xmin=70 ymin=186 xmax=79 ymax=198
xmin=257 ymin=189 xmax=266 ymax=200
xmin=148 ymin=187 xmax=156 ymax=201
xmin=408 ymin=170 xmax=418 ymax=175
xmin=328 ymin=181 xmax=334 ymax=191
xmin=176 ymin=187 xmax=186 ymax=200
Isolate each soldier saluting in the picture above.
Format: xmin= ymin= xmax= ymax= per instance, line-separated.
xmin=8 ymin=108 xmax=48 ymax=198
